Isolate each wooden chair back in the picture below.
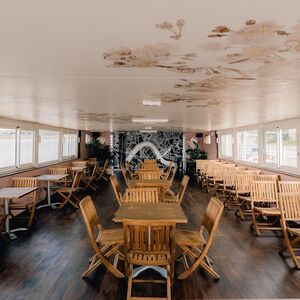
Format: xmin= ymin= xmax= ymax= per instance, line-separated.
xmin=124 ymin=187 xmax=160 ymax=203
xmin=49 ymin=167 xmax=68 ymax=175
xmin=244 ymin=170 xmax=261 ymax=178
xmin=89 ymin=157 xmax=97 ymax=163
xmin=124 ymin=219 xmax=175 ymax=254
xmin=279 ymin=193 xmax=300 ymax=222
xmin=279 ymin=181 xmax=300 ymax=193
xmin=72 ymin=171 xmax=82 ymax=190
xmin=250 ymin=181 xmax=278 ymax=204
xmin=257 ymin=174 xmax=280 ymax=182
xmin=235 ymin=175 xmax=255 ymax=193
xmin=110 ymin=175 xmax=122 ymax=206
xmin=163 ymin=161 xmax=174 ymax=179
xmin=178 ymin=175 xmax=189 ymax=204
xmin=168 ymin=166 xmax=177 ymax=185
xmin=222 ymin=172 xmax=235 ymax=187
xmin=141 ymin=164 xmax=159 ymax=171
xmin=12 ymin=177 xmax=37 ymax=199
xmin=143 ymin=159 xmax=157 ymax=164
xmin=73 ymin=161 xmax=88 ymax=167
xmin=138 ymin=171 xmax=161 ymax=180
xmin=121 ymin=165 xmax=131 ymax=187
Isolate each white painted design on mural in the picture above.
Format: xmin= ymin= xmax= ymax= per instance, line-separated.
xmin=126 ymin=142 xmax=171 ymax=166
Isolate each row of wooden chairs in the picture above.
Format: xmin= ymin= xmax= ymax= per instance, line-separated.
xmin=79 ymin=195 xmax=224 ymax=299
xmin=198 ymin=160 xmax=300 ymax=269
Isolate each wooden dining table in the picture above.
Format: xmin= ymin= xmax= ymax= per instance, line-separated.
xmin=113 ymin=202 xmax=187 ymax=279
xmin=0 ymin=187 xmax=38 ymax=239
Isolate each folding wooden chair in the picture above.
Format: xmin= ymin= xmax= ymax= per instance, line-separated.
xmin=176 ymin=197 xmax=224 ymax=279
xmin=165 ymin=175 xmax=189 ymax=204
xmin=125 ymin=161 xmax=138 ymax=179
xmin=123 ymin=187 xmax=160 ymax=203
xmin=110 ymin=175 xmax=123 ymax=206
xmin=165 ymin=166 xmax=178 ymax=195
xmin=278 ymin=193 xmax=300 ymax=269
xmin=161 ymin=161 xmax=174 ymax=179
xmin=10 ymin=177 xmax=38 ymax=228
xmin=124 ymin=220 xmax=176 ymax=300
xmin=57 ymin=171 xmax=82 ymax=208
xmin=138 ymin=171 xmax=161 ymax=180
xmin=49 ymin=167 xmax=69 ymax=187
xmin=72 ymin=161 xmax=88 ymax=168
xmin=82 ymin=163 xmax=98 ymax=191
xmin=143 ymin=159 xmax=157 ymax=164
xmin=95 ymin=159 xmax=109 ymax=182
xmin=257 ymin=174 xmax=280 ymax=182
xmin=279 ymin=181 xmax=300 ymax=193
xmin=250 ymin=181 xmax=281 ymax=235
xmin=141 ymin=164 xmax=159 ymax=171
xmin=79 ymin=196 xmax=124 ymax=278
xmin=121 ymin=165 xmax=131 ymax=187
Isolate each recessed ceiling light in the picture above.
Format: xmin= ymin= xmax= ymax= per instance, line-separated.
xmin=142 ymin=98 xmax=161 ymax=107
xmin=140 ymin=130 xmax=157 ymax=133
xmin=132 ymin=118 xmax=168 ymax=124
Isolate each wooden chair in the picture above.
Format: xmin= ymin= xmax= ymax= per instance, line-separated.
xmin=49 ymin=167 xmax=69 ymax=187
xmin=57 ymin=171 xmax=82 ymax=209
xmin=244 ymin=170 xmax=261 ymax=177
xmin=257 ymin=174 xmax=280 ymax=182
xmin=10 ymin=177 xmax=38 ymax=228
xmin=176 ymin=197 xmax=224 ymax=279
xmin=121 ymin=165 xmax=131 ymax=187
xmin=95 ymin=159 xmax=109 ymax=182
xmin=123 ymin=188 xmax=160 ymax=203
xmin=89 ymin=157 xmax=97 ymax=163
xmin=166 ymin=166 xmax=178 ymax=195
xmin=165 ymin=175 xmax=189 ymax=204
xmin=161 ymin=161 xmax=174 ymax=179
xmin=79 ymin=196 xmax=124 ymax=278
xmin=143 ymin=159 xmax=157 ymax=164
xmin=250 ymin=181 xmax=281 ymax=235
xmin=141 ymin=164 xmax=159 ymax=171
xmin=82 ymin=163 xmax=98 ymax=191
xmin=110 ymin=175 xmax=123 ymax=206
xmin=139 ymin=171 xmax=161 ymax=180
xmin=124 ymin=220 xmax=176 ymax=300
xmin=279 ymin=181 xmax=300 ymax=193
xmin=72 ymin=161 xmax=88 ymax=168
xmin=125 ymin=161 xmax=138 ymax=179
xmin=278 ymin=193 xmax=300 ymax=269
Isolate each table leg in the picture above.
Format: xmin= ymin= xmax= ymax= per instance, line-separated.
xmin=4 ymin=198 xmax=17 ymax=240
xmin=37 ymin=181 xmax=61 ymax=210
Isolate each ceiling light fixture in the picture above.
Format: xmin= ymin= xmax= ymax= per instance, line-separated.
xmin=132 ymin=118 xmax=168 ymax=124
xmin=142 ymin=98 xmax=161 ymax=107
xmin=140 ymin=130 xmax=158 ymax=133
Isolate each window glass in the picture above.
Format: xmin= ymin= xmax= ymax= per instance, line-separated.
xmin=220 ymin=134 xmax=233 ymax=157
xmin=63 ymin=133 xmax=77 ymax=157
xmin=0 ymin=128 xmax=16 ymax=168
xmin=236 ymin=130 xmax=258 ymax=163
xmin=264 ymin=129 xmax=278 ymax=165
xmin=20 ymin=129 xmax=34 ymax=165
xmin=280 ymin=128 xmax=297 ymax=168
xmin=38 ymin=130 xmax=59 ymax=163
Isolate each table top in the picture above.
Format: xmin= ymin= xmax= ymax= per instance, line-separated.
xmin=36 ymin=174 xmax=68 ymax=181
xmin=113 ymin=203 xmax=187 ymax=223
xmin=0 ymin=187 xmax=39 ymax=199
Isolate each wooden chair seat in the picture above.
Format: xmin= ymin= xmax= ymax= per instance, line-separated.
xmin=175 ymin=229 xmax=206 ymax=246
xmin=56 ymin=187 xmax=77 ymax=193
xmin=254 ymin=206 xmax=280 ymax=216
xmin=96 ymin=228 xmax=123 ymax=245
xmin=10 ymin=199 xmax=34 ymax=208
xmin=127 ymin=251 xmax=170 ymax=266
xmin=288 ymin=227 xmax=300 ymax=236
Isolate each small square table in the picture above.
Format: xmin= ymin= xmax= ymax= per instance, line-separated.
xmin=0 ymin=187 xmax=38 ymax=239
xmin=36 ymin=174 xmax=68 ymax=209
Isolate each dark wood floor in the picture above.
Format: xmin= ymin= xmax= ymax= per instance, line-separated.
xmin=1 ymin=173 xmax=300 ymax=299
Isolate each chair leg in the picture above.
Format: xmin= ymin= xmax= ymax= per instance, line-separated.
xmin=251 ymin=210 xmax=260 ymax=236
xmin=27 ymin=205 xmax=36 ymax=228
xmin=283 ymin=231 xmax=300 ymax=269
xmin=167 ymin=264 xmax=171 ymax=300
xmin=126 ymin=265 xmax=133 ymax=300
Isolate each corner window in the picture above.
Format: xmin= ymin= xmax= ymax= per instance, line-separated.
xmin=0 ymin=128 xmax=16 ymax=169
xmin=220 ymin=134 xmax=233 ymax=158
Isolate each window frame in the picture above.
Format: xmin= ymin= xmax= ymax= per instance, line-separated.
xmin=217 ymin=118 xmax=300 ymax=176
xmin=62 ymin=130 xmax=78 ymax=160
xmin=218 ymin=132 xmax=234 ymax=160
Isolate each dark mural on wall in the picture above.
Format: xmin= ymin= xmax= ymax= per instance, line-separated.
xmin=112 ymin=131 xmax=183 ymax=169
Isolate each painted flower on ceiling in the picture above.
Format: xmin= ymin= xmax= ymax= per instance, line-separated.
xmin=155 ymin=19 xmax=185 ymax=40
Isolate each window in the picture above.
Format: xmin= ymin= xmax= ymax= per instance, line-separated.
xmin=220 ymin=134 xmax=233 ymax=158
xmin=38 ymin=130 xmax=60 ymax=163
xmin=263 ymin=129 xmax=278 ymax=165
xmin=20 ymin=129 xmax=34 ymax=166
xmin=236 ymin=130 xmax=258 ymax=163
xmin=85 ymin=133 xmax=91 ymax=144
xmin=280 ymin=128 xmax=297 ymax=168
xmin=63 ymin=133 xmax=77 ymax=158
xmin=0 ymin=128 xmax=16 ymax=169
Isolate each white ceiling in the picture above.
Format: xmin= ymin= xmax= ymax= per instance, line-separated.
xmin=1 ymin=0 xmax=300 ymax=132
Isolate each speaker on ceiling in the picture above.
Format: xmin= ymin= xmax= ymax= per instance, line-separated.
xmin=195 ymin=133 xmax=203 ymax=138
